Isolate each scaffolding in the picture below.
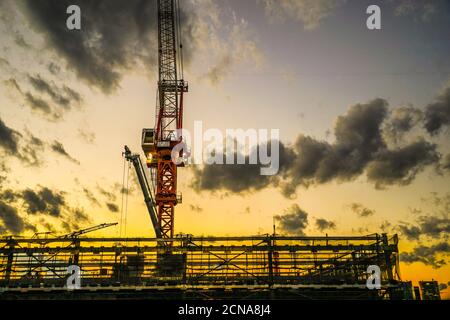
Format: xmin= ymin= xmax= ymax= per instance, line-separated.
xmin=0 ymin=234 xmax=404 ymax=299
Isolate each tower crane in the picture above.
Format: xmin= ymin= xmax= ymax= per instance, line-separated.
xmin=125 ymin=0 xmax=187 ymax=244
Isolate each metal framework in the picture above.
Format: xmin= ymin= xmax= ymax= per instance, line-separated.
xmin=0 ymin=234 xmax=405 ymax=300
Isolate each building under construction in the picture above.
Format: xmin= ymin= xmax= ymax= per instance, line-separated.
xmin=0 ymin=1 xmax=415 ymax=300
xmin=0 ymin=233 xmax=407 ymax=300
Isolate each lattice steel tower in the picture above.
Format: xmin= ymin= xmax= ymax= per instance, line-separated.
xmin=141 ymin=0 xmax=187 ymax=241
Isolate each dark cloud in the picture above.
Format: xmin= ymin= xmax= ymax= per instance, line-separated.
xmin=0 ymin=189 xmax=18 ymax=202
xmin=366 ymin=140 xmax=439 ymax=188
xmin=315 ymin=218 xmax=336 ymax=232
xmin=0 ymin=116 xmax=20 ymax=154
xmin=38 ymin=218 xmax=57 ymax=233
xmin=82 ymin=188 xmax=100 ymax=207
xmin=70 ymin=207 xmax=90 ymax=224
xmin=18 ymin=0 xmax=162 ymax=93
xmin=399 ymin=216 xmax=450 ymax=240
xmin=189 ymin=204 xmax=203 ymax=213
xmin=350 ymin=203 xmax=375 ymax=218
xmin=191 ymin=141 xmax=292 ymax=194
xmin=27 ymin=74 xmax=82 ymax=110
xmin=5 ymin=73 xmax=81 ymax=120
xmin=401 ymin=242 xmax=450 ymax=268
xmin=192 ymin=98 xmax=442 ymax=197
xmin=97 ymin=186 xmax=117 ymax=202
xmin=1 ymin=185 xmax=91 ymax=234
xmin=443 ymin=154 xmax=450 ymax=172
xmin=24 ymin=92 xmax=54 ymax=117
xmin=380 ymin=220 xmax=392 ymax=232
xmin=283 ymin=99 xmax=388 ymax=192
xmin=384 ymin=106 xmax=423 ymax=143
xmin=0 ymin=116 xmax=45 ymax=166
xmin=51 ymin=140 xmax=79 ymax=164
xmin=424 ymin=86 xmax=450 ymax=135
xmin=275 ymin=204 xmax=308 ymax=235
xmin=22 ymin=187 xmax=66 ymax=217
xmin=47 ymin=62 xmax=61 ymax=75
xmin=398 ymin=224 xmax=421 ymax=241
xmin=16 ymin=0 xmax=243 ymax=92
xmin=5 ymin=76 xmax=65 ymax=120
xmin=106 ymin=202 xmax=119 ymax=213
xmin=20 ymin=133 xmax=45 ymax=167
xmin=0 ymin=200 xmax=30 ymax=234
xmin=61 ymin=208 xmax=91 ymax=232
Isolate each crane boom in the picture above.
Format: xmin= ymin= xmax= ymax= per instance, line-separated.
xmin=124 ymin=146 xmax=163 ymax=239
xmin=59 ymin=223 xmax=118 ymax=239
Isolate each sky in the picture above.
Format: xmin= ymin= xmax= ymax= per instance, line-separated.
xmin=0 ymin=0 xmax=449 ymax=296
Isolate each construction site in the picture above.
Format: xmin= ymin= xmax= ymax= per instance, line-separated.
xmin=0 ymin=0 xmax=433 ymax=300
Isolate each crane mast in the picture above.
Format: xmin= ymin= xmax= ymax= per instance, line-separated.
xmin=140 ymin=0 xmax=187 ymax=242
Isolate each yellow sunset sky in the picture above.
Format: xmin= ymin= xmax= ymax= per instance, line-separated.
xmin=0 ymin=0 xmax=449 ymax=297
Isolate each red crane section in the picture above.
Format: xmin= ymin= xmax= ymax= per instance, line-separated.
xmin=141 ymin=0 xmax=187 ymax=242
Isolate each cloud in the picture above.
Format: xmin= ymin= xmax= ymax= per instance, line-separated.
xmin=380 ymin=220 xmax=392 ymax=232
xmin=24 ymin=92 xmax=55 ymax=118
xmin=189 ymin=204 xmax=203 ymax=213
xmin=0 ymin=116 xmax=20 ymax=155
xmin=399 ymin=216 xmax=450 ymax=240
xmin=443 ymin=154 xmax=450 ymax=172
xmin=383 ymin=106 xmax=423 ymax=143
xmin=401 ymin=241 xmax=450 ymax=268
xmin=0 ymin=200 xmax=35 ymax=234
xmin=97 ymin=186 xmax=117 ymax=202
xmin=424 ymin=86 xmax=450 ymax=135
xmin=0 ymin=116 xmax=45 ymax=166
xmin=78 ymin=128 xmax=96 ymax=144
xmin=3 ymin=75 xmax=81 ymax=122
xmin=9 ymin=0 xmax=265 ymax=90
xmin=192 ymin=98 xmax=440 ymax=197
xmin=82 ymin=188 xmax=100 ymax=207
xmin=204 ymin=17 xmax=264 ymax=85
xmin=393 ymin=0 xmax=439 ymax=22
xmin=398 ymin=224 xmax=421 ymax=241
xmin=366 ymin=140 xmax=439 ymax=188
xmin=261 ymin=0 xmax=346 ymax=29
xmin=3 ymin=78 xmax=61 ymax=120
xmin=17 ymin=0 xmax=159 ymax=93
xmin=61 ymin=207 xmax=91 ymax=232
xmin=51 ymin=140 xmax=80 ymax=164
xmin=1 ymin=185 xmax=91 ymax=234
xmin=106 ymin=202 xmax=119 ymax=213
xmin=280 ymin=99 xmax=389 ymax=194
xmin=27 ymin=74 xmax=82 ymax=110
xmin=315 ymin=218 xmax=336 ymax=232
xmin=439 ymin=283 xmax=448 ymax=291
xmin=22 ymin=187 xmax=66 ymax=217
xmin=275 ymin=204 xmax=308 ymax=235
xmin=3 ymin=78 xmax=56 ymax=121
xmin=350 ymin=203 xmax=375 ymax=218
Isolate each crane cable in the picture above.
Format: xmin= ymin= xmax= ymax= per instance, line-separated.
xmin=124 ymin=162 xmax=131 ymax=237
xmin=120 ymin=157 xmax=126 ymax=238
xmin=175 ymin=0 xmax=184 ymax=80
